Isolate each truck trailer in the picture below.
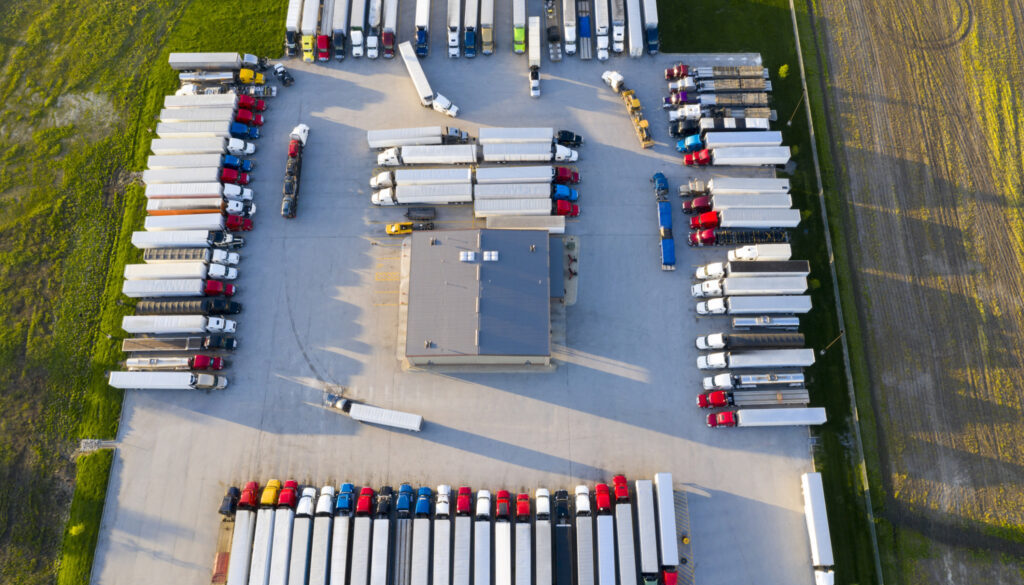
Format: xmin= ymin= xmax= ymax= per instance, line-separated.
xmin=634 ymin=480 xmax=659 ymax=585
xmin=398 ymin=42 xmax=460 ymax=116
xmin=393 ymin=485 xmax=414 ymax=585
xmin=463 ymin=0 xmax=479 ymax=57
xmin=653 ymin=473 xmax=679 ymax=585
xmin=367 ymin=127 xmax=469 ymax=149
xmin=690 ymin=276 xmax=808 ymax=298
xmin=286 ymin=0 xmax=305 ymax=55
xmin=432 ymin=486 xmax=452 ymax=585
xmin=308 ymin=487 xmax=335 ymax=585
xmin=575 ymin=487 xmax=594 ymax=585
xmin=562 ymin=0 xmax=576 ymax=55
xmin=703 ymin=130 xmax=783 ymax=149
xmin=473 ymin=492 xmax=492 ymax=585
xmin=695 ymin=332 xmax=804 ymax=350
xmin=475 ymin=165 xmax=553 ymax=184
xmin=143 ymin=247 xmax=239 ymax=265
xmin=452 ymin=503 xmax=471 ymax=585
xmin=535 ymin=490 xmax=553 ymax=585
xmin=131 ymin=229 xmax=243 ymax=249
xmin=480 ymin=0 xmax=495 ymax=54
xmin=697 ymin=388 xmax=810 ymax=408
xmin=124 ymin=261 xmax=237 ymax=281
xmin=707 ymin=407 xmax=827 ymax=428
xmin=144 ymin=182 xmax=253 ymax=202
xmin=682 ymin=193 xmax=792 ymax=214
xmin=481 ymin=143 xmax=578 ymax=162
xmin=268 ymin=482 xmax=299 ymax=585
xmin=553 ymin=491 xmax=573 ymax=585
xmin=351 ymin=0 xmax=368 ymax=57
xmin=319 ymin=0 xmax=336 ymax=61
xmin=371 ymin=183 xmax=474 ymax=206
xmin=696 ymin=295 xmax=812 ymax=315
xmin=411 ymin=0 xmax=428 ymax=56
xmin=325 ymin=395 xmax=424 ymax=431
xmin=689 ymin=209 xmax=801 ymax=230
xmin=612 ymin=477 xmax=637 ymax=585
xmin=349 ymin=492 xmax=373 ymax=585
xmin=447 ymin=0 xmax=461 ymax=56
xmin=685 ymin=176 xmax=791 ymax=196
xmin=121 ymin=314 xmax=236 ymax=334
xmin=288 ymin=488 xmax=316 ymax=585
xmin=226 ymin=502 xmax=256 ymax=585
xmin=685 ymin=146 xmax=791 ymax=167
xmin=120 ymin=335 xmax=236 ymax=353
xmin=301 ymin=0 xmax=321 ymax=61
xmin=641 ymin=0 xmax=657 ymax=53
xmin=697 ymin=348 xmax=816 ymax=370
xmin=696 ymin=260 xmax=809 ymax=280
xmin=702 ymin=371 xmax=805 ymax=391
xmin=370 ymin=168 xmax=473 ymax=188
xmin=121 ymin=279 xmax=235 ymax=298
xmin=801 ymin=473 xmax=836 ymax=582
xmin=144 ymin=214 xmax=252 ymax=233
xmin=731 ymin=315 xmax=801 ymax=330
xmin=329 ymin=485 xmax=354 ymax=585
xmin=474 ymin=198 xmax=577 ymax=217
xmin=625 ymin=0 xmax=642 ymax=57
xmin=473 ymin=183 xmax=563 ymax=200
xmin=151 ymin=137 xmax=255 ymax=156
xmin=728 ymin=243 xmax=792 ymax=261
xmin=657 ymin=199 xmax=676 ymax=271
xmin=369 ymin=488 xmax=393 ymax=585
xmin=528 ymin=16 xmax=541 ymax=95
xmin=158 ymin=107 xmax=263 ymax=126
xmin=167 ymin=52 xmax=261 ymax=71
xmin=135 ymin=298 xmax=241 ymax=316
xmin=107 ymin=371 xmax=227 ymax=390
xmin=124 ymin=355 xmax=224 ymax=371
xmin=156 ymin=121 xmax=259 ymax=140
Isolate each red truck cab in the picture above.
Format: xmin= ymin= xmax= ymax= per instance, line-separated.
xmin=706 ymin=411 xmax=737 ymax=427
xmin=683 ymin=149 xmax=711 ymax=166
xmin=203 ymin=280 xmax=236 ymax=296
xmin=664 ymin=63 xmax=688 ymax=80
xmin=238 ymin=481 xmax=259 ymax=509
xmin=355 ymin=487 xmax=374 ymax=515
xmin=190 ymin=355 xmax=225 ymax=370
xmin=696 ymin=391 xmax=730 ymax=408
xmin=456 ymin=486 xmax=472 ymax=515
xmin=515 ymin=493 xmax=530 ymax=520
xmin=225 ymin=215 xmax=254 ymax=232
xmin=612 ymin=476 xmax=629 ymax=503
xmin=237 ymin=95 xmax=267 ymax=111
xmin=278 ymin=480 xmax=299 ymax=508
xmin=688 ymin=229 xmax=717 ymax=246
xmin=495 ymin=490 xmax=511 ymax=519
xmin=682 ymin=196 xmax=711 ymax=215
xmin=220 ymin=168 xmax=250 ymax=185
xmin=382 ymin=33 xmax=395 ymax=58
xmin=663 ymin=570 xmax=679 ymax=585
xmin=234 ymin=109 xmax=264 ymax=126
xmin=289 ymin=139 xmax=303 ymax=158
xmin=554 ymin=166 xmax=580 ymax=184
xmin=689 ymin=211 xmax=720 ymax=230
xmin=317 ymin=35 xmax=331 ymax=61
xmin=554 ymin=200 xmax=580 ymax=217
xmin=594 ymin=484 xmax=612 ymax=514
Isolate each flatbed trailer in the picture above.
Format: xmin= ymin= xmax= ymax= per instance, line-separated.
xmin=689 ymin=228 xmax=791 ymax=247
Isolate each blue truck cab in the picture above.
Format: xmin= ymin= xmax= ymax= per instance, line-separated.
xmin=414 ymin=487 xmax=433 ymax=517
xmin=229 ymin=122 xmax=259 ymax=140
xmin=335 ymin=483 xmax=355 ymax=514
xmin=675 ymin=135 xmax=703 ymax=153
xmin=396 ymin=483 xmax=414 ymax=517
xmin=221 ymin=155 xmax=254 ymax=172
xmin=646 ymin=27 xmax=659 ymax=55
xmin=464 ymin=29 xmax=477 ymax=57
xmin=552 ymin=184 xmax=579 ymax=201
xmin=416 ymin=29 xmax=429 ymax=56
xmin=651 ymin=172 xmax=669 ymax=198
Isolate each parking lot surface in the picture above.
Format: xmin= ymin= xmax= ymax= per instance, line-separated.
xmin=92 ymin=8 xmax=817 ymax=583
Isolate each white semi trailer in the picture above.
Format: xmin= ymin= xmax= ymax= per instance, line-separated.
xmin=447 ymin=0 xmax=461 ymax=56
xmin=107 ymin=371 xmax=227 ymax=390
xmin=371 ymin=184 xmax=474 ymax=206
xmin=398 ymin=42 xmax=460 ymax=117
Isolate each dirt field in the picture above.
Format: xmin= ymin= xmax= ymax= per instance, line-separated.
xmin=808 ymin=0 xmax=1024 ymax=581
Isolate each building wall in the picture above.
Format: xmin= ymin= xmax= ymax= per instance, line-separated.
xmin=406 ymin=354 xmax=551 ymax=366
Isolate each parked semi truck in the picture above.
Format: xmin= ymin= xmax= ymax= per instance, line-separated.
xmin=553 ymin=490 xmax=573 ymax=585
xmin=625 ymin=0 xmax=642 ymax=56
xmin=653 ymin=473 xmax=679 ymax=585
xmin=595 ymin=485 xmax=615 ymax=585
xmin=802 ymin=473 xmax=836 ymax=583
xmin=474 ymin=183 xmax=577 ymax=200
xmin=287 ymin=488 xmax=316 ymax=585
xmin=684 ymin=146 xmax=792 ymax=167
xmin=147 ymin=153 xmax=254 ymax=172
xmin=411 ymin=487 xmax=432 ymax=585
xmin=691 ymin=276 xmax=808 ymax=298
xmin=158 ymin=107 xmax=264 ymax=126
xmin=514 ymin=493 xmax=532 ymax=585
xmin=330 ymin=484 xmax=355 ymax=585
xmin=121 ymin=279 xmax=235 ymax=298
xmin=107 ymin=370 xmax=227 ymax=390
xmin=324 ymin=394 xmax=423 ymax=431
xmin=562 ymin=0 xmax=576 ymax=55
xmin=432 ymin=486 xmax=452 ymax=585
xmin=351 ymin=0 xmax=368 ymax=57
xmin=349 ymin=488 xmax=373 ymax=585
xmin=370 ymin=168 xmax=473 ymax=188
xmin=481 ymin=143 xmax=578 ymax=162
xmin=475 ymin=165 xmax=579 ymax=184
xmin=226 ymin=483 xmax=257 ymax=585
xmin=125 ymin=355 xmax=224 ymax=371
xmin=333 ymin=0 xmax=351 ymax=58
xmin=267 ymin=481 xmax=298 ymax=585
xmin=697 ymin=388 xmax=810 ymax=408
xmin=634 ymin=480 xmax=659 ymax=585
xmin=143 ymin=247 xmax=239 ymax=265
xmin=167 ymin=52 xmax=266 ymax=71
xmin=144 ymin=213 xmax=252 ymax=232
xmin=696 ymin=260 xmax=809 ymax=280
xmin=594 ymin=0 xmax=610 ymax=59
xmin=575 ymin=486 xmax=595 ymax=585
xmin=688 ymin=228 xmax=790 ymax=247
xmin=696 ymin=294 xmax=812 ymax=315
xmin=122 ymin=314 xmax=237 ymax=334
xmin=612 ymin=476 xmax=637 ymax=585
xmin=534 ymin=490 xmax=552 ymax=585
xmin=478 ymin=127 xmax=584 ymax=146
xmin=682 ymin=193 xmax=792 ymax=214
xmin=286 ymin=0 xmax=305 ymax=55
xmin=151 ymin=136 xmax=256 ymax=157
xmin=473 ymin=198 xmax=578 ymax=217
xmin=657 ymin=199 xmax=676 ymax=271
xmin=156 ymin=121 xmax=260 ymax=140
xmin=685 ymin=176 xmax=790 ymax=196
xmin=317 ymin=0 xmax=336 ymax=61
xmin=447 ymin=0 xmax=461 ymax=56
xmin=474 ymin=491 xmax=492 ymax=585
xmin=696 ymin=332 xmax=804 ymax=350
xmin=124 ymin=261 xmax=238 ymax=281
xmin=131 ymin=229 xmax=244 ymax=249
xmin=121 ymin=334 xmax=236 ymax=353
xmin=495 ymin=491 xmax=513 ymax=585
xmin=689 ymin=209 xmax=801 ymax=230
xmin=728 ymin=243 xmax=792 ymax=261
xmin=453 ymin=488 xmax=471 ymax=585
xmin=697 ymin=348 xmax=816 ymax=370
xmin=163 ymin=94 xmax=266 ymax=112
xmin=480 ymin=0 xmax=495 ymax=54
xmin=249 ymin=481 xmax=282 ymax=585
xmin=393 ymin=485 xmax=414 ymax=585
xmin=610 ymin=0 xmax=625 ymax=52
xmin=707 ymin=407 xmax=827 ymax=428
xmin=384 ymin=0 xmax=400 ymax=57
xmin=529 ymin=16 xmax=541 ymax=96
xmin=369 ymin=487 xmax=393 ymax=585
xmin=144 ymin=182 xmax=253 ymax=202
xmin=372 ymin=184 xmax=474 ymax=206
xmin=135 ymin=299 xmax=241 ymax=316
xmin=463 ymin=0 xmax=478 ymax=56
xmin=301 ymin=0 xmax=321 ymax=61
xmin=142 ymin=167 xmax=247 ymax=185
xmin=398 ymin=42 xmax=460 ymax=116
xmin=703 ymin=371 xmax=805 ymax=391
xmin=367 ymin=127 xmax=469 ymax=149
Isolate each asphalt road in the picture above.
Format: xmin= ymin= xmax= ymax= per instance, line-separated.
xmin=90 ymin=5 xmax=820 ymax=583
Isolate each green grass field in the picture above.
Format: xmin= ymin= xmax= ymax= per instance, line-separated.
xmin=55 ymin=450 xmax=113 ymax=585
xmin=0 ymin=1 xmax=285 ymax=583
xmin=661 ymin=2 xmax=881 ymax=583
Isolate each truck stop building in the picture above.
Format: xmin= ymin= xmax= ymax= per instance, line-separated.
xmin=404 ymin=229 xmax=552 ymax=366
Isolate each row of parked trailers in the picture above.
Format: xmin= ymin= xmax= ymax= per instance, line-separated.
xmin=284 ymin=0 xmax=660 ymax=62
xmin=225 ymin=473 xmax=682 ymax=585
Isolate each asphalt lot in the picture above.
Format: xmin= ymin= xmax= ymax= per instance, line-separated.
xmin=91 ymin=8 xmax=818 ymax=584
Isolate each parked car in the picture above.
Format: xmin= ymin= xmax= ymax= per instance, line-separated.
xmin=219 ymin=486 xmax=241 ymax=516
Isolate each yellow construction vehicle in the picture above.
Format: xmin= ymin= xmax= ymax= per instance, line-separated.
xmin=385 ymin=222 xmax=435 ymax=235
xmin=602 ymin=71 xmax=654 ymax=149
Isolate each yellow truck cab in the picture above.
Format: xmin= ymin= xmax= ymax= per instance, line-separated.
xmin=238 ymin=69 xmax=265 ymax=85
xmin=386 ymin=222 xmax=413 ymax=236
xmin=259 ymin=479 xmax=282 ymax=506
xmin=302 ymin=36 xmax=315 ymax=62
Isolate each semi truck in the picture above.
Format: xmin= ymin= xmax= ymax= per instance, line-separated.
xmin=553 ymin=490 xmax=573 ymax=585
xmin=494 ymin=491 xmax=512 ymax=585
xmin=473 ymin=491 xmax=492 ymax=585
xmin=695 ymin=117 xmax=772 ymax=136
xmin=562 ymin=0 xmax=576 ymax=55
xmin=163 ymin=93 xmax=266 ymax=111
xmin=393 ymin=485 xmax=414 ymax=585
xmin=142 ymin=167 xmax=245 ymax=185
xmin=371 ymin=184 xmax=474 ymax=206
xmin=594 ymin=0 xmax=610 ymax=59
xmin=610 ymin=0 xmax=625 ymax=52
xmin=686 ymin=65 xmax=770 ymax=80
xmin=578 ymin=0 xmax=593 ymax=60
xmin=514 ymin=494 xmax=531 ymax=585
xmin=121 ymin=314 xmax=236 ymax=334
xmin=333 ymin=0 xmax=351 ymax=58
xmin=350 ymin=489 xmax=373 ymax=585
xmin=167 ymin=52 xmax=266 ymax=71
xmin=144 ymin=182 xmax=253 ymax=202
xmin=697 ymin=348 xmax=817 ymax=370
xmin=702 ymin=130 xmax=782 ymax=149
xmin=690 ymin=276 xmax=808 ymax=298
xmin=689 ymin=209 xmax=801 ymax=230
xmin=411 ymin=487 xmax=432 ymax=585
xmin=156 ymin=121 xmax=260 ymax=140
xmin=529 ymin=16 xmax=541 ymax=96
xmin=625 ymin=0 xmax=642 ymax=57
xmin=657 ymin=199 xmax=676 ymax=271
xmin=535 ymin=490 xmax=552 ymax=585
xmin=398 ymin=42 xmax=460 ymax=116
xmin=268 ymin=482 xmax=298 ymax=585
xmin=121 ymin=279 xmax=235 ymax=298
xmin=697 ymin=388 xmax=810 ymax=408
xmin=696 ymin=259 xmax=809 ymax=279
xmin=120 ymin=335 xmax=237 ymax=353
xmin=703 ymin=371 xmax=805 ymax=391
xmin=135 ymin=299 xmax=241 ymax=316
xmin=480 ymin=0 xmax=495 ymax=54
xmin=481 ymin=143 xmax=578 ymax=162
xmin=131 ymin=230 xmax=243 ymax=249
xmin=158 ymin=107 xmax=264 ymax=126
xmin=367 ymin=127 xmax=469 ymax=149
xmin=143 ymin=247 xmax=239 ymax=265
xmin=301 ymin=0 xmax=320 ymax=61
xmin=370 ymin=168 xmax=473 ymax=188
xmin=147 ymin=153 xmax=254 ymax=172
xmin=728 ymin=243 xmax=792 ymax=261
xmin=463 ymin=0 xmax=478 ymax=56
xmin=688 ymin=228 xmax=790 ymax=247
xmin=611 ymin=477 xmax=637 ymax=585
xmin=473 ymin=183 xmax=555 ymax=199
xmin=351 ymin=0 xmax=367 ymax=57
xmin=696 ymin=332 xmax=805 ymax=350
xmin=575 ymin=486 xmax=595 ymax=585
xmin=249 ymin=481 xmax=282 ymax=585
xmin=684 ymin=146 xmax=792 ymax=167
xmin=801 ymin=473 xmax=836 ymax=583
xmin=653 ymin=473 xmax=679 ymax=585
xmin=124 ymin=262 xmax=238 ymax=281
xmin=682 ymin=194 xmax=793 ymax=215
xmin=317 ymin=0 xmax=336 ymax=61
xmin=411 ymin=0 xmax=428 ymax=56
xmin=177 ymin=68 xmax=265 ymax=86
xmin=732 ymin=315 xmax=801 ymax=330
xmin=308 ymin=487 xmax=335 ymax=585
xmin=697 ymin=78 xmax=771 ymax=93
xmin=125 ymin=355 xmax=224 ymax=370
xmin=634 ymin=480 xmax=659 ymax=585
xmin=447 ymin=0 xmax=461 ymax=56
xmin=330 ymin=485 xmax=355 ymax=585
xmin=384 ymin=0 xmax=400 ymax=57
xmin=324 ymin=394 xmax=424 ymax=431
xmin=474 ymin=198 xmax=578 ymax=217
xmin=684 ymin=176 xmax=790 ymax=196
xmin=107 ymin=371 xmax=227 ymax=390
xmin=707 ymin=407 xmax=827 ymax=428
xmin=475 ymin=165 xmax=578 ymax=184
xmin=452 ymin=489 xmax=471 ymax=585
xmin=595 ymin=488 xmax=615 ymax=585
xmin=477 ymin=127 xmax=583 ymax=146
xmin=151 ymin=137 xmax=255 ymax=157
xmin=696 ymin=294 xmax=812 ymax=316
xmin=288 ymin=488 xmax=316 ymax=585
xmin=286 ymin=0 xmax=305 ymax=55
xmin=226 ymin=484 xmax=257 ymax=585
xmin=640 ymin=0 xmax=657 ymax=52
xmin=369 ymin=487 xmax=393 ymax=585
xmin=432 ymin=486 xmax=452 ymax=585
xmin=144 ymin=213 xmax=252 ymax=232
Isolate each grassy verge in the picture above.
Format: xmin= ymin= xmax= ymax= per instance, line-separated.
xmin=1 ymin=1 xmax=286 ymax=582
xmin=660 ymin=2 xmax=879 ymax=583
xmin=55 ymin=450 xmax=114 ymax=585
